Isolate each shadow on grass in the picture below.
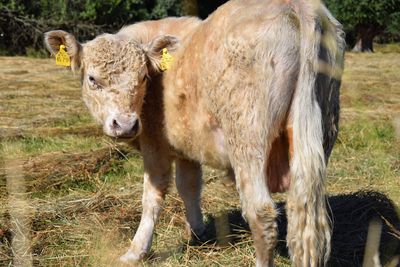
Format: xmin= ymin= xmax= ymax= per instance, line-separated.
xmin=198 ymin=191 xmax=400 ymax=266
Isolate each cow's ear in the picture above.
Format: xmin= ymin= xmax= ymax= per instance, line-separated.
xmin=145 ymin=35 xmax=179 ymax=72
xmin=44 ymin=30 xmax=82 ymax=73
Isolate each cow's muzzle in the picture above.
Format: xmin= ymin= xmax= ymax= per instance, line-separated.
xmin=104 ymin=113 xmax=141 ymax=139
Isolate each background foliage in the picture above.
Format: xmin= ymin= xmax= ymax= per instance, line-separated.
xmin=325 ymin=0 xmax=400 ymax=51
xmin=1 ymin=0 xmax=400 ymax=55
xmin=0 ymin=0 xmax=183 ymax=55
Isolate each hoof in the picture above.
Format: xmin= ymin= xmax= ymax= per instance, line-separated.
xmin=189 ymin=229 xmax=216 ymax=246
xmin=119 ymin=249 xmax=145 ymax=265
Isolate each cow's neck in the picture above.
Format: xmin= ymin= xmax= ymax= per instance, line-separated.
xmin=139 ymin=73 xmax=168 ymax=146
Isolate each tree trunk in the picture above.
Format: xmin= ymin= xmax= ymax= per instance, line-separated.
xmin=352 ymin=36 xmax=374 ymax=52
xmin=182 ymin=0 xmax=199 ymax=16
xmin=352 ymin=24 xmax=383 ymax=53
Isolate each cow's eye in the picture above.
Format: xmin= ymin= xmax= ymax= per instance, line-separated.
xmin=88 ymin=75 xmax=101 ymax=90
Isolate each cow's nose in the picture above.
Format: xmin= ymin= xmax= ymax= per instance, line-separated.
xmin=107 ymin=114 xmax=140 ymax=138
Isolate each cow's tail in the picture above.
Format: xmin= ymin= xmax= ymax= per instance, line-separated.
xmin=286 ymin=4 xmax=331 ymax=267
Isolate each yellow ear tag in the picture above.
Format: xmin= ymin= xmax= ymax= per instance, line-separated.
xmin=55 ymin=45 xmax=71 ymax=67
xmin=160 ymin=48 xmax=174 ymax=71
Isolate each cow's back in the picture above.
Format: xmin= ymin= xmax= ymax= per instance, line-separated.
xmin=117 ymin=16 xmax=201 ymax=43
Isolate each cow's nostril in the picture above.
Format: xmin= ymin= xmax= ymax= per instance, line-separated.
xmin=112 ymin=119 xmax=121 ymax=129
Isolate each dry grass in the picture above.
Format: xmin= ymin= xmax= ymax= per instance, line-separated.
xmin=0 ymin=45 xmax=399 ymax=266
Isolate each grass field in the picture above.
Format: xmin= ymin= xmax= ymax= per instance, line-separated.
xmin=0 ymin=47 xmax=399 ymax=266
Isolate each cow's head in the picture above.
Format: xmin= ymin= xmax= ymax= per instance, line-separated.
xmin=44 ymin=30 xmax=178 ymax=139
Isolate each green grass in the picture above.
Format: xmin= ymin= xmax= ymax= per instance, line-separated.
xmin=327 ymin=120 xmax=399 ymax=206
xmin=0 ymin=49 xmax=399 ymax=266
xmin=375 ymin=43 xmax=400 ymax=53
xmin=19 ymin=136 xmax=104 ymax=155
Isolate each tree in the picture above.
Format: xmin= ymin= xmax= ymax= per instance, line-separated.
xmin=197 ymin=0 xmax=228 ymax=19
xmin=325 ymin=0 xmax=400 ymax=52
xmin=0 ymin=0 xmax=182 ymax=55
xmin=182 ymin=0 xmax=198 ymax=16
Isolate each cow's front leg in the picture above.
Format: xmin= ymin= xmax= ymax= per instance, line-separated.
xmin=175 ymin=158 xmax=205 ymax=241
xmin=120 ymin=162 xmax=171 ymax=263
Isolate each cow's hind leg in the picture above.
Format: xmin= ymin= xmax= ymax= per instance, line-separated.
xmin=233 ymin=160 xmax=277 ymax=267
xmin=175 ymin=158 xmax=205 ymax=241
xmin=120 ymin=154 xmax=172 ymax=263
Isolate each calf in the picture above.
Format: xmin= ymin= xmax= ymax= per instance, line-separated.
xmin=45 ymin=1 xmax=345 ymax=266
